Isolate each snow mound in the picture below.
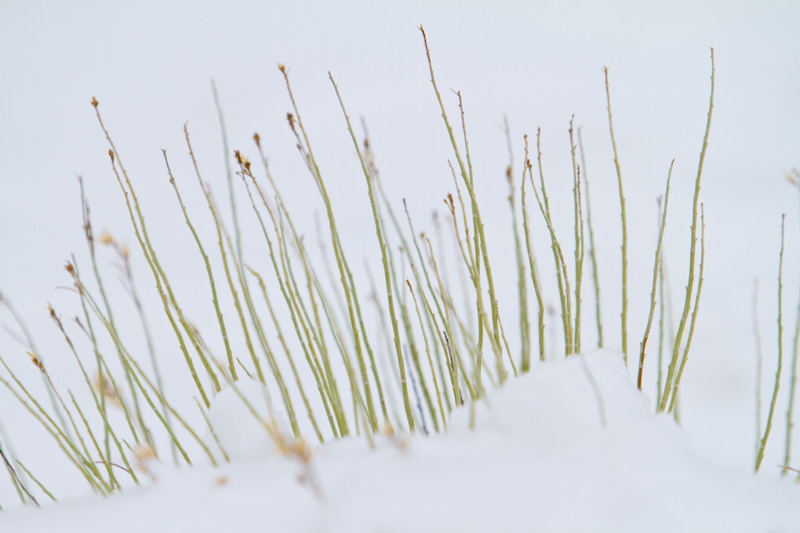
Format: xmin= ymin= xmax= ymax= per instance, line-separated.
xmin=2 ymin=350 xmax=798 ymax=532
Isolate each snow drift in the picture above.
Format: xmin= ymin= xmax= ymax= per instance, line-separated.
xmin=1 ymin=350 xmax=797 ymax=532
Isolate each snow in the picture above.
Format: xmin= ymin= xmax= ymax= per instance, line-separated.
xmin=2 ymin=350 xmax=797 ymax=532
xmin=2 ymin=1 xmax=800 ymax=531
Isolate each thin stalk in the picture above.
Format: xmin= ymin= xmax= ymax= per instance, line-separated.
xmin=405 ymin=348 xmax=428 ymax=434
xmin=424 ymin=237 xmax=476 ymax=401
xmin=248 ymin=267 xmax=324 ymax=443
xmin=0 ymin=439 xmax=37 ymax=506
xmin=196 ymin=398 xmax=230 ymax=463
xmin=531 ymin=131 xmax=573 ymax=355
xmin=604 ymin=67 xmax=628 ymax=363
xmin=407 ymin=280 xmax=447 ymax=429
xmin=783 ymin=172 xmax=800 ymax=474
xmin=577 ymin=128 xmax=604 ymax=348
xmin=505 ymin=118 xmax=531 ymax=372
xmin=122 ymin=242 xmax=176 ymax=460
xmin=69 ymin=391 xmax=123 ymax=490
xmin=210 ymin=80 xmax=244 ymax=269
xmin=656 ymin=254 xmax=666 ymax=408
xmin=520 ymin=137 xmax=546 ymax=361
xmin=216 ymin=205 xmax=300 ymax=438
xmin=78 ymin=183 xmax=113 ymax=462
xmin=71 ymin=263 xmax=140 ymax=448
xmin=405 ymin=250 xmax=460 ymax=408
xmin=276 ymin=210 xmax=349 ymax=436
xmin=659 ymin=49 xmax=715 ymax=411
xmin=756 ymin=215 xmax=786 ymax=472
xmin=754 ymin=279 xmax=764 ymax=467
xmin=443 ymin=332 xmax=463 ymax=406
xmin=638 ymin=161 xmax=674 ymax=389
xmin=272 ymin=200 xmax=349 ymax=436
xmin=657 ymin=259 xmax=677 ymax=410
xmin=569 ymin=118 xmax=585 ymax=354
xmin=185 ymin=128 xmax=256 ymax=383
xmin=669 ymin=205 xmax=707 ymax=413
xmin=78 ymin=181 xmax=150 ymax=451
xmin=16 ymin=461 xmax=56 ymax=502
xmin=163 ymin=150 xmax=231 ymax=388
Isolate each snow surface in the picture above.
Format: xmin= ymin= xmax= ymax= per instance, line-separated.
xmin=1 ymin=350 xmax=797 ymax=533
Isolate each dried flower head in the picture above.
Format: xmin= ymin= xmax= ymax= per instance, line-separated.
xmin=286 ymin=438 xmax=312 ymax=465
xmin=385 ymin=424 xmax=409 ymax=451
xmin=133 ymin=445 xmax=158 ymax=482
xmin=444 ymin=194 xmax=455 ymax=214
xmin=91 ymin=97 xmax=98 ymax=108
xmin=27 ymin=351 xmax=44 ymax=371
xmin=93 ymin=371 xmax=122 ymax=408
xmin=98 ymin=230 xmax=113 ymax=245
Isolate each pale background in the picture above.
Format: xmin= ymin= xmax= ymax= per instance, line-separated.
xmin=1 ymin=0 xmax=799 ymax=503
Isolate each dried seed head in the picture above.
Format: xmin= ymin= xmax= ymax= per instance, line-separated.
xmin=253 ymin=132 xmax=261 ymax=147
xmin=445 ymin=194 xmax=455 ymax=213
xmin=234 ymin=150 xmax=242 ymax=165
xmin=108 ymin=149 xmax=115 ymax=164
xmin=65 ymin=262 xmax=75 ymax=274
xmin=47 ymin=304 xmax=56 ymax=318
xmin=120 ymin=244 xmax=130 ymax=258
xmin=277 ymin=63 xmax=286 ymax=75
xmin=98 ymin=230 xmax=113 ymax=245
xmin=385 ymin=424 xmax=409 ymax=450
xmin=133 ymin=445 xmax=158 ymax=482
xmin=27 ymin=351 xmax=44 ymax=371
xmin=91 ymin=97 xmax=98 ymax=108
xmin=93 ymin=371 xmax=122 ymax=408
xmin=286 ymin=438 xmax=312 ymax=464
